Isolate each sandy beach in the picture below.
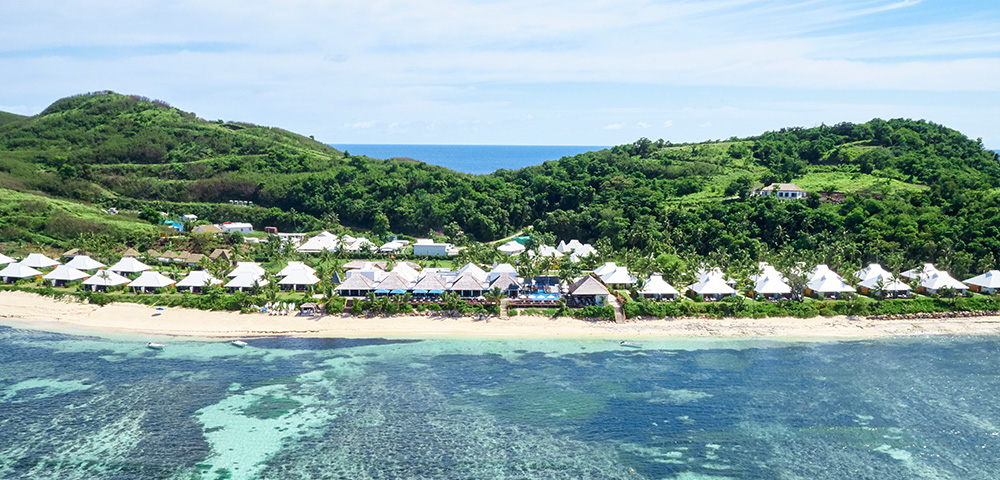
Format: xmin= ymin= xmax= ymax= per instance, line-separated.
xmin=3 ymin=291 xmax=1000 ymax=340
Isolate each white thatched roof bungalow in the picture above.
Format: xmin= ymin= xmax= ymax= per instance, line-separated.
xmin=336 ymin=274 xmax=375 ymax=297
xmin=0 ymin=263 xmax=42 ymax=283
xmin=808 ymin=264 xmax=847 ymax=283
xmin=277 ymin=261 xmax=316 ymax=277
xmin=854 ymin=264 xmax=891 ymax=282
xmin=806 ymin=274 xmax=855 ymax=299
xmin=533 ymin=245 xmax=563 ymax=259
xmin=901 ymin=263 xmax=939 ymax=282
xmin=43 ymin=265 xmax=89 ymax=287
xmin=694 ymin=267 xmax=737 ymax=288
xmin=128 ymin=271 xmax=175 ymax=293
xmin=600 ymin=267 xmax=636 ymax=289
xmin=919 ymin=271 xmax=967 ymax=295
xmin=379 ymin=240 xmax=408 ymax=254
xmin=593 ymin=262 xmax=620 ymax=277
xmin=557 ymin=239 xmax=596 ymax=257
xmin=176 ymin=271 xmax=223 ymax=293
xmin=278 ymin=270 xmax=321 ymax=291
xmin=108 ymin=257 xmax=151 ymax=274
xmin=858 ymin=273 xmax=911 ymax=298
xmin=750 ymin=273 xmax=792 ymax=300
xmin=296 ymin=231 xmax=337 ymax=253
xmin=489 ymin=273 xmax=521 ymax=297
xmin=227 ymin=262 xmax=266 ymax=279
xmin=449 ymin=273 xmax=485 ymax=299
xmin=345 ymin=237 xmax=376 ymax=252
xmin=225 ymin=273 xmax=267 ymax=293
xmin=687 ymin=272 xmax=737 ymax=301
xmin=21 ymin=253 xmax=60 ymax=269
xmin=82 ymin=269 xmax=130 ymax=291
xmin=65 ymin=255 xmax=105 ymax=271
xmin=411 ymin=273 xmax=448 ymax=298
xmin=965 ymin=270 xmax=1000 ymax=294
xmin=750 ymin=263 xmax=785 ymax=283
xmin=373 ymin=272 xmax=412 ymax=295
xmin=497 ymin=240 xmax=526 ymax=256
xmin=639 ymin=274 xmax=679 ymax=300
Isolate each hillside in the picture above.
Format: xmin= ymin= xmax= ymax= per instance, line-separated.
xmin=2 ymin=91 xmax=1000 ymax=277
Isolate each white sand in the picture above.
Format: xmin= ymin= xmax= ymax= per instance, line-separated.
xmin=3 ymin=291 xmax=1000 ymax=340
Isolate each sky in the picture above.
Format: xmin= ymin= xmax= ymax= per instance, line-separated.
xmin=1 ymin=0 xmax=999 ymax=147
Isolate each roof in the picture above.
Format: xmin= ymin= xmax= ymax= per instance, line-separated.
xmin=806 ymin=275 xmax=855 ymax=294
xmin=688 ymin=275 xmax=737 ymax=296
xmin=21 ymin=253 xmax=60 ymax=269
xmin=121 ymin=247 xmax=141 ymax=257
xmin=375 ymin=272 xmax=412 ymax=291
xmin=277 ymin=261 xmax=316 ymax=277
xmin=593 ymin=262 xmax=619 ymax=277
xmin=208 ymin=249 xmax=233 ymax=260
xmin=176 ymin=271 xmax=222 ymax=288
xmin=278 ymin=270 xmax=321 ymax=286
xmin=600 ymin=267 xmax=635 ymax=285
xmin=858 ymin=273 xmax=910 ymax=292
xmin=65 ymin=255 xmax=105 ymax=271
xmin=808 ymin=265 xmax=846 ymax=283
xmin=227 ymin=262 xmax=266 ymax=278
xmin=194 ymin=224 xmax=224 ymax=234
xmin=489 ymin=273 xmax=521 ymax=291
xmin=757 ymin=183 xmax=805 ymax=192
xmin=965 ymin=270 xmax=1000 ymax=289
xmin=640 ymin=274 xmax=679 ymax=295
xmin=0 ymin=263 xmax=42 ymax=279
xmin=335 ymin=274 xmax=375 ymax=291
xmin=457 ymin=263 xmax=487 ymax=282
xmin=902 ymin=263 xmax=939 ymax=280
xmin=0 ymin=253 xmax=14 ymax=265
xmin=920 ymin=271 xmax=967 ymax=291
xmin=854 ymin=264 xmax=891 ymax=282
xmin=568 ymin=275 xmax=610 ymax=296
xmin=225 ymin=273 xmax=268 ymax=289
xmin=497 ymin=241 xmax=526 ymax=254
xmin=108 ymin=257 xmax=152 ymax=274
xmin=43 ymin=265 xmax=89 ymax=282
xmin=82 ymin=269 xmax=130 ymax=287
xmin=449 ymin=273 xmax=485 ymax=291
xmin=128 ymin=271 xmax=175 ymax=289
xmin=412 ymin=273 xmax=448 ymax=291
xmin=391 ymin=263 xmax=420 ymax=283
xmin=752 ymin=275 xmax=792 ymax=295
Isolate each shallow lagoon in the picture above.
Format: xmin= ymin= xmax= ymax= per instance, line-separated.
xmin=1 ymin=326 xmax=999 ymax=479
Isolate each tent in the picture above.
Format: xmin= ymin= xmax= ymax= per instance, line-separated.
xmin=21 ymin=253 xmax=60 ymax=269
xmin=43 ymin=265 xmax=89 ymax=286
xmin=65 ymin=255 xmax=106 ymax=271
xmin=128 ymin=271 xmax=175 ymax=293
xmin=82 ymin=270 xmax=130 ymax=291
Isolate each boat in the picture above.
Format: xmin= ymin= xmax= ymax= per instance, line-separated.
xmin=231 ymin=340 xmax=249 ymax=348
xmin=620 ymin=341 xmax=644 ymax=348
xmin=146 ymin=342 xmax=165 ymax=350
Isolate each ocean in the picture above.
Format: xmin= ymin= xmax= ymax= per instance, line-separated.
xmin=2 ymin=326 xmax=1000 ymax=479
xmin=330 ymin=144 xmax=607 ymax=174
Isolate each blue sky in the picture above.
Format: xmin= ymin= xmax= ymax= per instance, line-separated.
xmin=2 ymin=0 xmax=999 ymax=146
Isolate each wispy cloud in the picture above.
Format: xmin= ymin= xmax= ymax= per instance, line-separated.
xmin=604 ymin=123 xmax=624 ymax=130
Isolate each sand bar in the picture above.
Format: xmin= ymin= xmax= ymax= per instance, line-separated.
xmin=3 ymin=291 xmax=1000 ymax=340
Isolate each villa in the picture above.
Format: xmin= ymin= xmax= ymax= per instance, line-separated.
xmin=753 ymin=183 xmax=807 ymax=199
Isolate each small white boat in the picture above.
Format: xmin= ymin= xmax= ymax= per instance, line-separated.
xmin=620 ymin=341 xmax=644 ymax=348
xmin=146 ymin=342 xmax=165 ymax=350
xmin=231 ymin=340 xmax=249 ymax=348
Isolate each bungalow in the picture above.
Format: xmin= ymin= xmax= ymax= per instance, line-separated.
xmin=227 ymin=262 xmax=266 ymax=279
xmin=805 ymin=266 xmax=854 ymax=299
xmin=854 ymin=264 xmax=892 ymax=282
xmin=600 ymin=266 xmax=636 ymax=290
xmin=336 ymin=274 xmax=375 ymax=297
xmin=379 ymin=240 xmax=409 ymax=254
xmin=413 ymin=239 xmax=458 ymax=256
xmin=857 ymin=273 xmax=911 ymax=298
xmin=194 ymin=224 xmax=225 ymax=235
xmin=82 ymin=269 xmax=130 ymax=292
xmin=964 ymin=270 xmax=1000 ymax=294
xmin=277 ymin=261 xmax=316 ymax=277
xmin=108 ymin=257 xmax=152 ymax=275
xmin=128 ymin=271 xmax=175 ymax=294
xmin=489 ymin=273 xmax=522 ymax=298
xmin=0 ymin=263 xmax=41 ymax=283
xmin=753 ymin=183 xmax=807 ymax=199
xmin=176 ymin=271 xmax=223 ymax=293
xmin=225 ymin=273 xmax=267 ymax=293
xmin=750 ymin=272 xmax=792 ymax=300
xmin=497 ymin=240 xmax=526 ymax=256
xmin=208 ymin=249 xmax=234 ymax=263
xmin=687 ymin=271 xmax=737 ymax=301
xmin=567 ymin=275 xmax=610 ymax=306
xmin=43 ymin=265 xmax=89 ymax=287
xmin=0 ymin=253 xmax=14 ymax=266
xmin=219 ymin=222 xmax=253 ymax=234
xmin=919 ymin=271 xmax=967 ymax=296
xmin=278 ymin=270 xmax=321 ymax=292
xmin=21 ymin=253 xmax=60 ymax=269
xmin=65 ymin=255 xmax=105 ymax=271
xmin=901 ymin=263 xmax=939 ymax=282
xmin=410 ymin=273 xmax=448 ymax=299
xmin=449 ymin=273 xmax=485 ymax=299
xmin=639 ymin=274 xmax=680 ymax=301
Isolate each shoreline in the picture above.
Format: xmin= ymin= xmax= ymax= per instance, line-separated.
xmin=4 ymin=291 xmax=1000 ymax=341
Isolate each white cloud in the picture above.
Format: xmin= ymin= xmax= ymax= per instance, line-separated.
xmin=604 ymin=123 xmax=624 ymax=130
xmin=636 ymin=122 xmax=650 ymax=128
xmin=663 ymin=120 xmax=673 ymax=127
xmin=345 ymin=121 xmax=377 ymax=129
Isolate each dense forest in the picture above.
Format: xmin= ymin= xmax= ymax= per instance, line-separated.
xmin=2 ymin=91 xmax=1000 ymax=278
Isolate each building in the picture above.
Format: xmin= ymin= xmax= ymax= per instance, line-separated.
xmin=193 ymin=224 xmax=225 ymax=235
xmin=965 ymin=270 xmax=1000 ymax=294
xmin=753 ymin=183 xmax=807 ymax=199
xmin=412 ymin=240 xmax=458 ymax=256
xmin=219 ymin=222 xmax=253 ymax=234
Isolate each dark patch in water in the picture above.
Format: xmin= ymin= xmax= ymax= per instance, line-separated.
xmin=242 ymin=336 xmax=419 ymax=350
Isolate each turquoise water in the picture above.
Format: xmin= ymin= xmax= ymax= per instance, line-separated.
xmin=331 ymin=144 xmax=607 ymax=174
xmin=2 ymin=326 xmax=1000 ymax=479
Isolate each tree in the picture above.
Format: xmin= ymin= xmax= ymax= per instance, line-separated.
xmin=372 ymin=211 xmax=390 ymax=238
xmin=139 ymin=207 xmax=161 ymax=225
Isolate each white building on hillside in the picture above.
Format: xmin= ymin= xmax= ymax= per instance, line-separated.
xmin=219 ymin=222 xmax=253 ymax=234
xmin=753 ymin=183 xmax=807 ymax=199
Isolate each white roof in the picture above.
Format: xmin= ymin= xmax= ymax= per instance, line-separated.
xmin=808 ymin=265 xmax=846 ymax=283
xmin=694 ymin=267 xmax=734 ymax=284
xmin=278 ymin=270 xmax=321 ymax=286
xmin=65 ymin=255 xmax=105 ymax=271
xmin=379 ymin=240 xmax=408 ymax=253
xmin=854 ymin=264 xmax=891 ymax=282
xmin=965 ymin=270 xmax=1000 ymax=289
xmin=457 ymin=263 xmax=488 ymax=283
xmin=176 ymin=271 xmax=223 ymax=288
xmin=640 ymin=275 xmax=680 ymax=295
xmin=225 ymin=273 xmax=268 ymax=289
xmin=807 ymin=274 xmax=855 ymax=294
xmin=601 ymin=267 xmax=635 ymax=285
xmin=920 ymin=271 xmax=967 ymax=291
xmin=391 ymin=263 xmax=420 ymax=283
xmin=557 ymin=239 xmax=596 ymax=257
xmin=227 ymin=262 xmax=266 ymax=278
xmin=750 ymin=263 xmax=785 ymax=283
xmin=0 ymin=263 xmax=42 ymax=279
xmin=128 ymin=271 xmax=175 ymax=289
xmin=21 ymin=253 xmax=60 ymax=269
xmin=593 ymin=262 xmax=620 ymax=277
xmin=108 ymin=257 xmax=151 ymax=274
xmin=688 ymin=275 xmax=736 ymax=296
xmin=277 ymin=261 xmax=316 ymax=277
xmin=345 ymin=237 xmax=376 ymax=252
xmin=43 ymin=265 xmax=89 ymax=282
xmin=497 ymin=241 xmax=526 ymax=254
xmin=753 ymin=273 xmax=792 ymax=295
xmin=534 ymin=245 xmax=563 ymax=258
xmin=902 ymin=263 xmax=939 ymax=280
xmin=0 ymin=253 xmax=15 ymax=266
xmin=858 ymin=273 xmax=911 ymax=292
xmin=82 ymin=269 xmax=130 ymax=287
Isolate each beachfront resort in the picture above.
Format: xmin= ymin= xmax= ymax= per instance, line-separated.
xmin=2 ymin=228 xmax=998 ymax=320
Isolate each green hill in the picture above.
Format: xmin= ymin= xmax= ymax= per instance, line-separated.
xmin=2 ymin=91 xmax=1000 ymax=277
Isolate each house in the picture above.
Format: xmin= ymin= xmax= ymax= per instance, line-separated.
xmin=225 ymin=273 xmax=267 ymax=293
xmin=857 ymin=273 xmax=911 ymax=298
xmin=639 ymin=274 xmax=680 ymax=301
xmin=0 ymin=263 xmax=41 ymax=283
xmin=557 ymin=239 xmax=597 ymax=258
xmin=497 ymin=240 xmax=526 ymax=256
xmin=277 ymin=261 xmax=316 ymax=277
xmin=176 ymin=271 xmax=223 ymax=293
xmin=227 ymin=262 xmax=266 ymax=279
xmin=108 ymin=257 xmax=152 ymax=275
xmin=43 ymin=265 xmax=89 ymax=287
xmin=379 ymin=240 xmax=409 ymax=254
xmin=336 ymin=274 xmax=375 ymax=297
xmin=194 ymin=224 xmax=225 ymax=235
xmin=901 ymin=263 xmax=939 ymax=282
xmin=449 ymin=273 xmax=486 ymax=299
xmin=805 ymin=268 xmax=855 ymax=299
xmin=21 ymin=253 xmax=60 ymax=269
xmin=413 ymin=239 xmax=458 ymax=256
xmin=82 ymin=269 xmax=130 ymax=292
xmin=749 ymin=267 xmax=792 ymax=300
xmin=489 ymin=273 xmax=522 ymax=298
xmin=128 ymin=271 xmax=175 ymax=294
xmin=854 ymin=264 xmax=892 ymax=282
xmin=919 ymin=271 xmax=967 ymax=295
xmin=219 ymin=222 xmax=253 ymax=234
xmin=65 ymin=255 xmax=105 ymax=271
xmin=964 ymin=270 xmax=1000 ymax=294
xmin=687 ymin=270 xmax=737 ymax=301
xmin=179 ymin=214 xmax=198 ymax=223
xmin=121 ymin=247 xmax=141 ymax=258
xmin=411 ymin=273 xmax=448 ymax=299
xmin=0 ymin=253 xmax=15 ymax=266
xmin=567 ymin=275 xmax=610 ymax=306
xmin=600 ymin=266 xmax=636 ymax=290
xmin=278 ymin=270 xmax=321 ymax=292
xmin=208 ymin=249 xmax=234 ymax=263
xmin=753 ymin=183 xmax=807 ymax=199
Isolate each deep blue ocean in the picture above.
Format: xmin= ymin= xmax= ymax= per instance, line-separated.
xmin=3 ymin=324 xmax=1000 ymax=479
xmin=331 ymin=144 xmax=607 ymax=174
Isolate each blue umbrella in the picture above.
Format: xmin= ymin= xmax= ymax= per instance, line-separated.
xmin=428 ymin=289 xmax=444 ymax=294
xmin=390 ymin=289 xmax=408 ymax=295
xmin=412 ymin=289 xmax=428 ymax=294
xmin=374 ymin=289 xmax=390 ymax=294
